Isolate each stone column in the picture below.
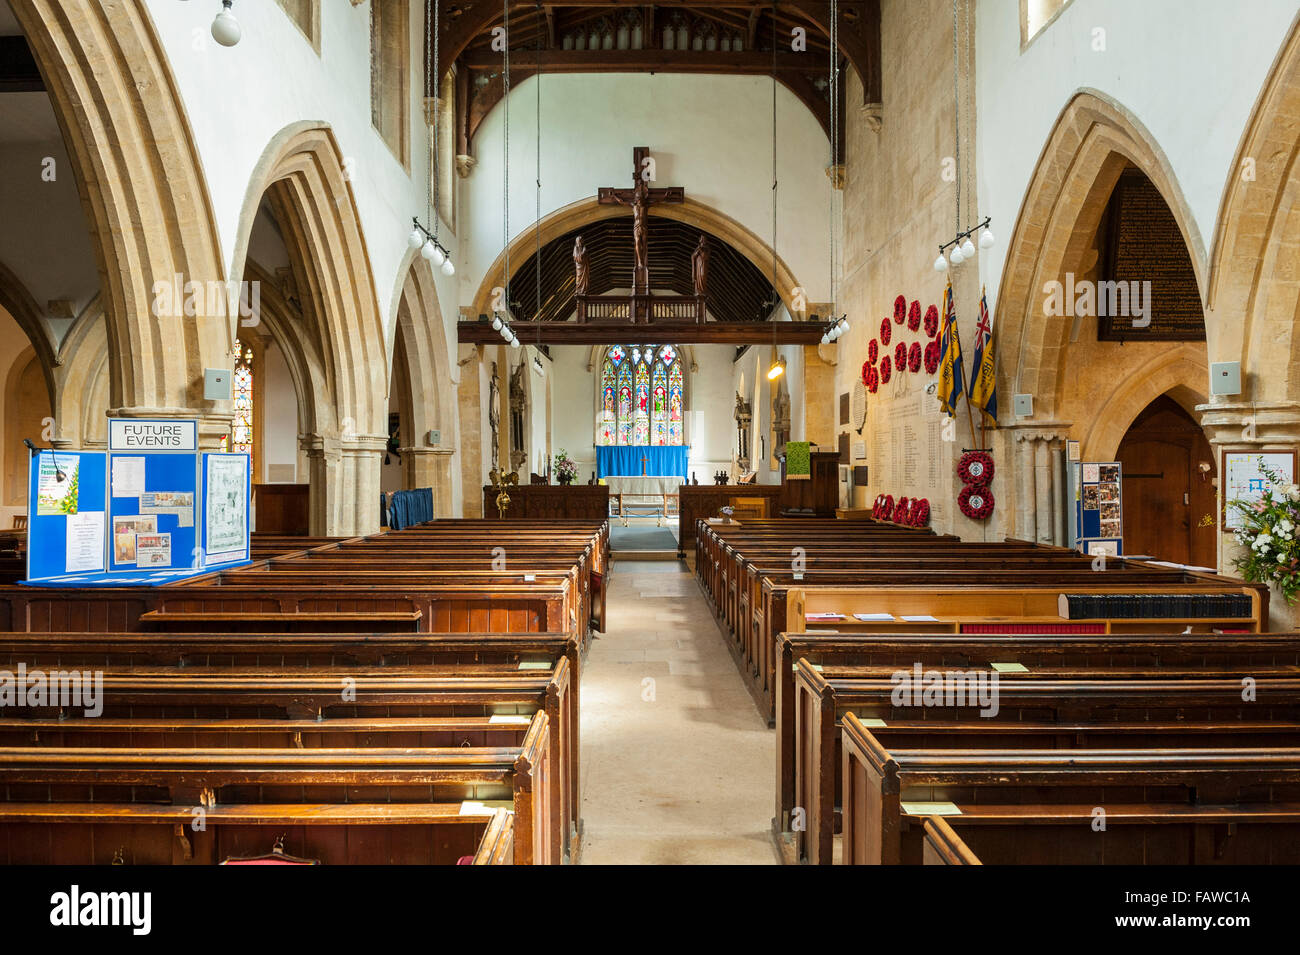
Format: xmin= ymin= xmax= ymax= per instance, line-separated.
xmin=403 ymin=445 xmax=457 ymax=517
xmin=1008 ymin=423 xmax=1071 ymax=546
xmin=301 ymin=433 xmax=342 ymax=537
xmin=342 ymin=435 xmax=388 ymax=537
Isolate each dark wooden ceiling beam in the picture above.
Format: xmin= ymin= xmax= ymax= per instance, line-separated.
xmin=461 ymin=47 xmax=826 ymax=71
xmin=458 ymin=319 xmax=827 ymax=345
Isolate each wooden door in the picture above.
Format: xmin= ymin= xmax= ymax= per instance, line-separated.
xmin=1116 ymin=396 xmax=1216 ymax=566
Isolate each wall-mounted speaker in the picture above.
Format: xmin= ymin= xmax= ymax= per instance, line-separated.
xmin=204 ymin=368 xmax=231 ymax=401
xmin=1013 ymin=393 xmax=1034 ymax=417
xmin=1210 ymin=361 xmax=1241 ymax=396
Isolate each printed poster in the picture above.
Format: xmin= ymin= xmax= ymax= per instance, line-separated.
xmin=135 ymin=533 xmax=172 ymax=567
xmin=112 ymin=515 xmax=157 ymax=565
xmin=65 ymin=511 xmax=104 ymax=573
xmin=110 ymin=456 xmax=146 ymax=497
xmin=140 ymin=490 xmax=195 ymax=528
xmin=36 ymin=456 xmax=79 ymax=515
xmin=206 ymin=454 xmax=248 ymax=560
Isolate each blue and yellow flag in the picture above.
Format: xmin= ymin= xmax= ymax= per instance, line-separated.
xmin=937 ymin=279 xmax=965 ymax=416
xmin=968 ymin=287 xmax=997 ymax=426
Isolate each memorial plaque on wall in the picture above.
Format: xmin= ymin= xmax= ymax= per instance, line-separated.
xmin=1098 ymin=170 xmax=1205 ymax=341
xmin=838 ymin=432 xmax=850 ymax=464
xmin=839 ymin=393 xmax=850 ymax=425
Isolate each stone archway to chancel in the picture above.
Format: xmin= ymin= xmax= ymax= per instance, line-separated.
xmin=469 ymin=197 xmax=811 ymax=324
xmin=229 ymin=123 xmax=389 ymax=536
xmin=992 ymin=89 xmax=1209 ymax=546
xmin=10 ymin=0 xmax=229 ymax=440
xmin=389 ymin=253 xmax=460 ymax=517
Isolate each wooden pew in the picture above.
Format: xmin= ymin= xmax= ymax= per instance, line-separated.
xmin=841 ymin=714 xmax=1300 ymax=865
xmin=790 ymin=662 xmax=1300 ymax=863
xmin=0 ymin=714 xmax=554 ymax=864
xmin=774 ymin=630 xmax=1300 ymax=840
xmin=921 ymin=816 xmax=981 ymax=866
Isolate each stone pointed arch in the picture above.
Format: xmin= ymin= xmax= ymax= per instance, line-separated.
xmin=52 ymin=295 xmax=109 ymax=449
xmin=231 ymin=123 xmax=389 ymax=535
xmin=1076 ymin=349 xmax=1209 ymax=462
xmin=390 ymin=252 xmax=460 ymax=516
xmin=1205 ymin=12 xmax=1300 ymax=408
xmin=0 ymin=261 xmax=55 ymax=410
xmin=994 ymin=90 xmax=1207 ymax=419
xmin=10 ymin=0 xmax=228 ymax=432
xmin=470 ymin=197 xmax=809 ymax=322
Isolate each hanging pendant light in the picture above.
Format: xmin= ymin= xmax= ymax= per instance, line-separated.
xmin=934 ymin=252 xmax=949 ymax=273
xmin=212 ymin=1 xmax=241 ymax=47
xmin=408 ymin=228 xmax=426 ymax=250
xmin=961 ymin=236 xmax=976 ymax=259
xmin=440 ymin=257 xmax=455 ymax=276
xmin=979 ymin=227 xmax=996 ymax=249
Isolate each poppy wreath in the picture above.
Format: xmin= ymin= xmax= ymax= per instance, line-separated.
xmin=958 ymin=484 xmax=995 ymax=521
xmin=875 ymin=494 xmax=895 ymax=519
xmin=861 ymin=360 xmax=871 ymax=386
xmin=957 ymin=450 xmax=995 ymax=486
xmin=893 ymin=295 xmax=907 ymax=324
xmin=893 ymin=496 xmax=911 ymax=524
xmin=907 ymin=300 xmax=922 ymax=331
xmin=924 ymin=304 xmax=940 ymax=338
xmin=910 ymin=497 xmax=931 ymax=527
xmin=867 ymin=338 xmax=879 ymax=363
xmin=908 ymin=341 xmax=922 ymax=373
xmin=879 ymin=355 xmax=892 ymax=383
xmin=879 ymin=318 xmax=891 ymax=346
xmin=924 ymin=340 xmax=941 ymax=375
xmin=894 ymin=341 xmax=908 ymax=373
xmin=865 ymin=364 xmax=880 ymax=393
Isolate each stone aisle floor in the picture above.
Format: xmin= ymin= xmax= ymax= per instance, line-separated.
xmin=578 ymin=559 xmax=778 ymax=864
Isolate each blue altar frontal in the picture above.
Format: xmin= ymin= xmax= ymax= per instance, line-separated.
xmin=596 ymin=446 xmax=690 ymax=481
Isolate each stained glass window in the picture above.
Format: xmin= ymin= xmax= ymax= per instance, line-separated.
xmin=633 ymin=359 xmax=650 ymax=445
xmin=598 ymin=359 xmax=616 ymax=446
xmin=597 ymin=344 xmax=684 ymax=446
xmin=232 ymin=339 xmax=254 ymax=457
xmin=616 ymin=358 xmax=633 ymax=446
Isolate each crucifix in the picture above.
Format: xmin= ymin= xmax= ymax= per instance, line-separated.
xmin=640 ymin=452 xmax=649 ymax=476
xmin=597 ymin=147 xmax=685 ymax=295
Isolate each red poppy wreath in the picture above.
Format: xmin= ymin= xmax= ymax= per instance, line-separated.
xmin=893 ymin=295 xmax=907 ymax=324
xmin=910 ymin=498 xmax=931 ymax=527
xmin=908 ymin=341 xmax=922 ymax=373
xmin=957 ymin=450 xmax=995 ymax=486
xmin=865 ymin=365 xmax=879 ymax=393
xmin=924 ymin=304 xmax=940 ymax=338
xmin=894 ymin=341 xmax=908 ymax=372
xmin=924 ymin=340 xmax=941 ymax=375
xmin=907 ymin=300 xmax=921 ymax=331
xmin=879 ymin=355 xmax=892 ymax=384
xmin=958 ymin=484 xmax=995 ymax=521
xmin=876 ymin=494 xmax=895 ymax=519
xmin=879 ymin=318 xmax=891 ymax=347
xmin=867 ymin=338 xmax=879 ymax=363
xmin=893 ymin=496 xmax=911 ymax=524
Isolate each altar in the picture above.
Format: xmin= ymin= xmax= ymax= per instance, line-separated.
xmin=596 ymin=445 xmax=690 ymax=481
xmin=605 ymin=475 xmax=682 ymax=497
xmin=605 ymin=474 xmax=682 ymax=524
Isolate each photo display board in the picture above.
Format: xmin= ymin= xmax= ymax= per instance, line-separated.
xmin=1069 ymin=460 xmax=1124 ymax=555
xmin=23 ymin=419 xmax=250 ymax=585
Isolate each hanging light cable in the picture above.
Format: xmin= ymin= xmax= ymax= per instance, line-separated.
xmin=767 ymin=6 xmax=785 ymax=380
xmin=410 ymin=0 xmax=454 ymax=272
xmin=535 ymin=2 xmax=543 ymax=345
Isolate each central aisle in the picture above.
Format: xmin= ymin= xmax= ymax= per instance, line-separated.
xmin=578 ymin=559 xmax=777 ymax=864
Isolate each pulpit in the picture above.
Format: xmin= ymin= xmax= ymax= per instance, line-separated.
xmin=779 ymin=450 xmax=839 ymax=517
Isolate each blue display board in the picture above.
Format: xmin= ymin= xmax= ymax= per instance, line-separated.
xmin=23 ymin=419 xmax=252 ymax=586
xmin=1068 ymin=460 xmax=1123 ymax=555
xmin=107 ymin=448 xmax=199 ymax=572
xmin=25 ymin=449 xmax=108 ymax=582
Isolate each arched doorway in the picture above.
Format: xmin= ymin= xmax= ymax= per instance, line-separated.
xmin=1116 ymin=395 xmax=1216 ymax=566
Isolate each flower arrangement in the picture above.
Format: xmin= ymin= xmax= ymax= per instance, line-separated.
xmin=958 ymin=484 xmax=995 ymax=521
xmin=958 ymin=451 xmax=994 ymax=486
xmin=879 ymin=355 xmax=892 ymax=384
xmin=924 ymin=340 xmax=941 ymax=375
xmin=554 ymin=449 xmax=579 ymax=484
xmin=894 ymin=341 xmax=908 ymax=373
xmin=908 ymin=341 xmax=922 ymax=373
xmin=719 ymin=505 xmax=736 ymax=522
xmin=1229 ymin=466 xmax=1300 ymax=603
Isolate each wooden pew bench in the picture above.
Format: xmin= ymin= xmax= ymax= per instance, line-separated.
xmin=841 ymin=714 xmax=1300 ymax=865
xmin=788 ymin=662 xmax=1300 ymax=863
xmin=0 ymin=716 xmax=554 ymax=864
